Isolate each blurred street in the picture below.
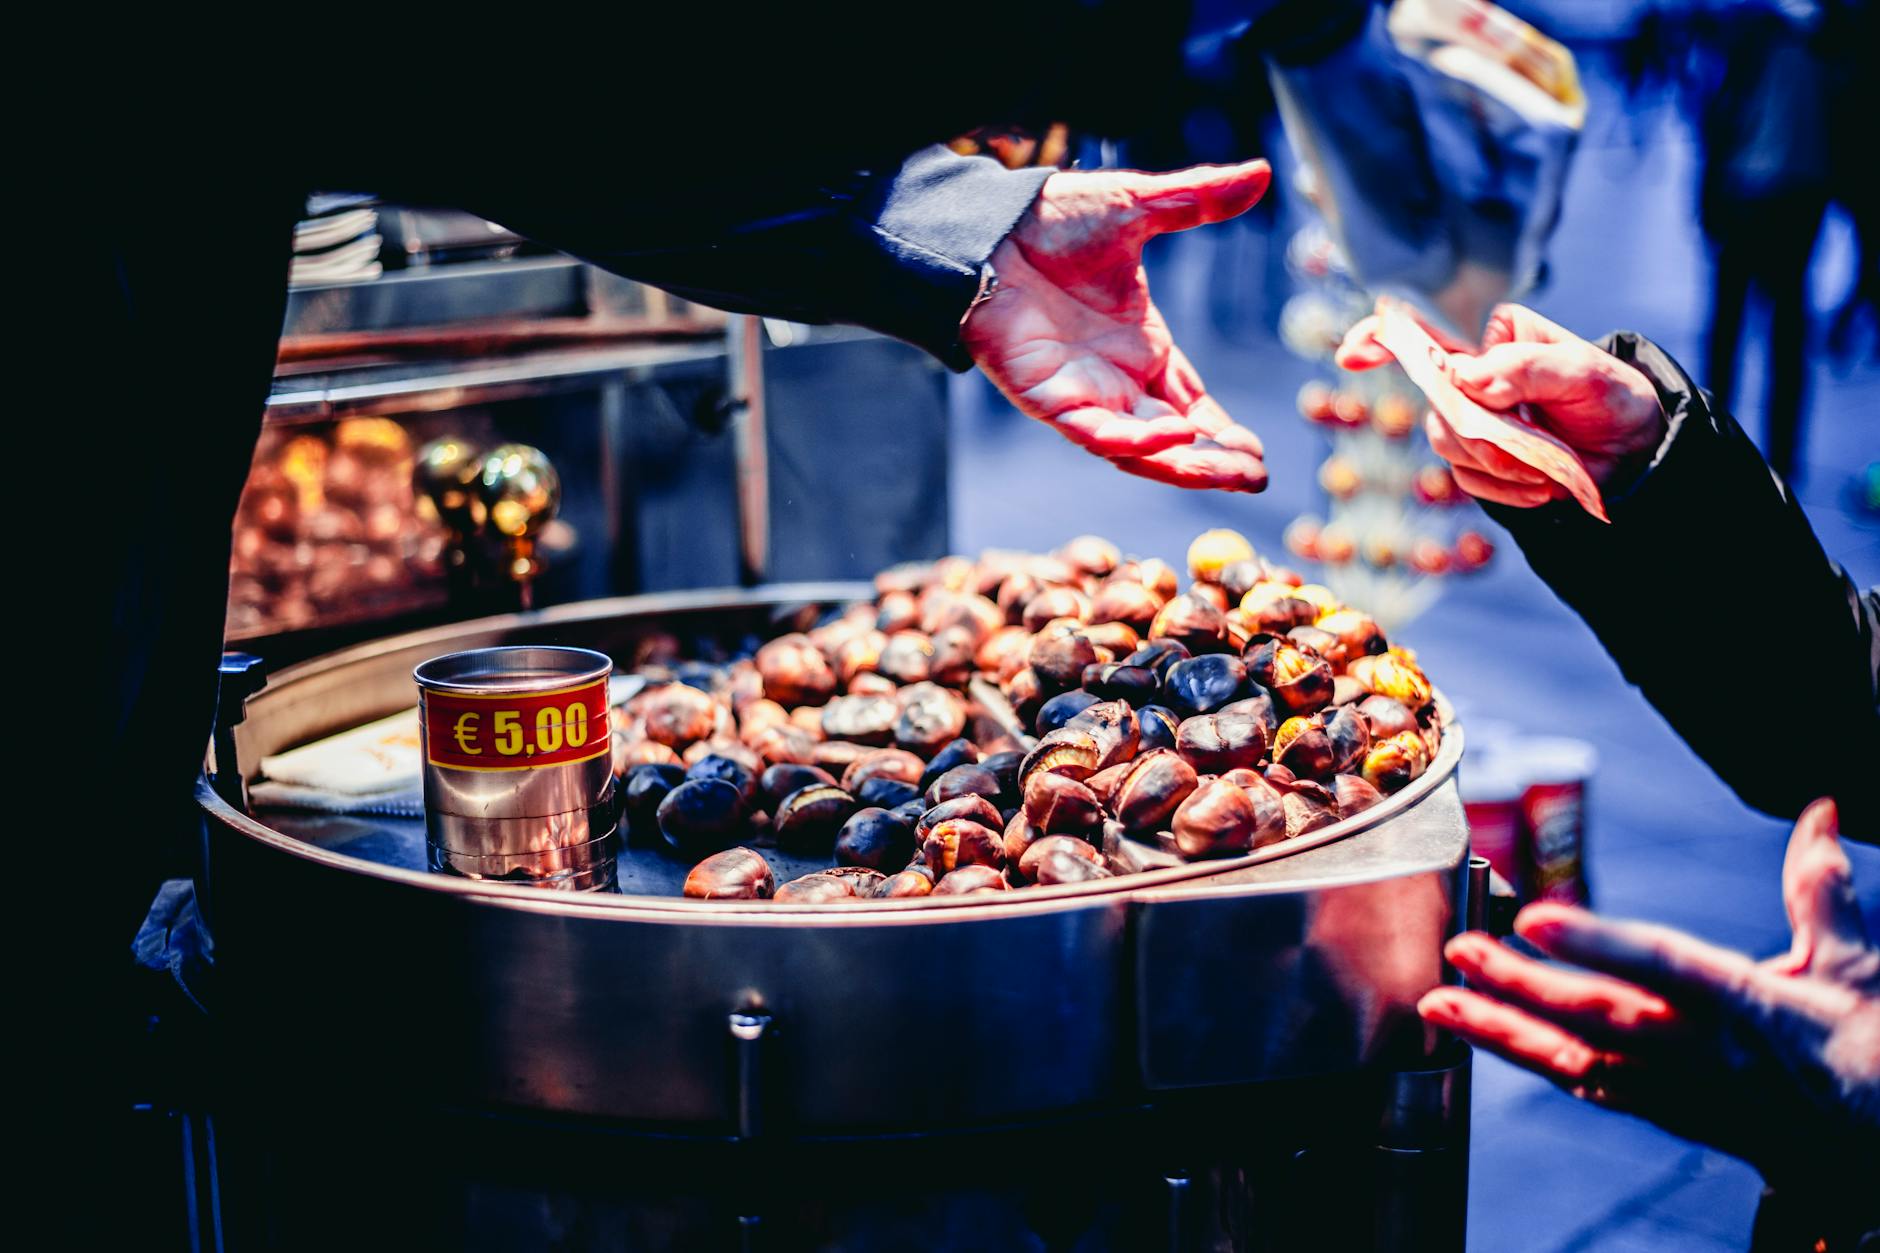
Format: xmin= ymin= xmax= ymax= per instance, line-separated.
xmin=950 ymin=38 xmax=1878 ymax=1253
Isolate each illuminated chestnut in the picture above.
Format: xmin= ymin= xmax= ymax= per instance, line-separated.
xmin=656 ymin=778 xmax=745 ymax=854
xmin=641 ymin=683 xmax=719 ymax=748
xmin=877 ymin=632 xmax=936 ymax=685
xmin=1018 ymin=834 xmax=1103 ymax=882
xmin=1272 ymin=715 xmax=1336 ymax=781
xmin=1150 ymin=593 xmax=1227 ymax=653
xmin=1032 ymin=847 xmax=1113 ymax=886
xmin=927 ymin=764 xmax=1002 ymax=807
xmin=1022 ymin=586 xmax=1091 ymax=633
xmin=1163 ymin=654 xmax=1250 ymax=715
xmin=1175 ymin=712 xmax=1267 ymax=774
xmin=759 ymin=762 xmax=836 ymax=810
xmin=1333 ymin=773 xmax=1384 ymax=815
xmin=1058 ymin=534 xmax=1121 ymax=577
xmin=1314 ymin=609 xmax=1387 ymax=659
xmin=918 ymin=738 xmax=981 ymax=792
xmin=922 ymin=818 xmax=1006 ymax=875
xmin=1239 ymin=582 xmax=1316 ymax=633
xmin=819 ymin=694 xmax=898 ymax=747
xmin=1018 ymin=728 xmax=1101 ymax=790
xmin=917 ymin=794 xmax=1007 ymax=842
xmin=683 ymin=848 xmax=776 ymax=900
xmin=1063 ymin=699 xmax=1141 ymax=770
xmin=1111 ymin=749 xmax=1199 ymax=833
xmin=1346 ymin=654 xmax=1434 ymax=709
xmin=623 ymin=762 xmax=687 ymax=845
xmin=1361 ymin=731 xmax=1430 ymax=792
xmin=1036 ymin=689 xmax=1101 ymax=735
xmin=1029 ymin=628 xmax=1098 ymax=691
xmin=894 ymin=683 xmax=966 ymax=756
xmin=687 ymin=754 xmax=761 ymax=814
xmin=1022 ymin=772 xmax=1103 ymax=835
xmin=774 ymin=873 xmax=860 ymax=903
xmin=1188 ymin=581 xmax=1231 ymax=613
xmin=773 ymin=784 xmax=859 ymax=852
xmin=1351 ymin=695 xmax=1416 ymax=742
xmin=1187 ymin=528 xmax=1255 ymax=583
xmin=1088 ymin=580 xmax=1162 ymax=631
xmin=876 ymin=589 xmax=919 ymax=634
xmin=682 ymin=738 xmax=749 ymax=769
xmin=739 ymin=697 xmax=789 ymax=734
xmin=857 ymin=777 xmax=920 ymax=810
xmin=834 ymin=807 xmax=919 ymax=870
xmin=1136 ymin=705 xmax=1183 ymax=752
xmin=1171 ymin=777 xmax=1265 ymax=858
xmin=754 ymin=635 xmax=837 ymax=707
xmin=1223 ymin=608 xmax=1256 ymax=653
xmin=874 ymin=867 xmax=935 ymax=898
xmin=932 ymin=865 xmax=1010 ymax=895
xmin=1216 ymin=689 xmax=1279 ymax=742
xmin=840 ymin=747 xmax=926 ymax=793
xmin=1244 ymin=636 xmax=1334 ymax=716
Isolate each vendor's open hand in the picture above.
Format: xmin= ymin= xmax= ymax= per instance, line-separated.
xmin=1420 ymin=799 xmax=1880 ymax=1188
xmin=1336 ymin=303 xmax=1667 ymax=505
xmin=963 ymin=162 xmax=1271 ymax=492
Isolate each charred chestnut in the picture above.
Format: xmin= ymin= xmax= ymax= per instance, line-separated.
xmin=1005 ymin=667 xmax=1046 ymax=727
xmin=1084 ymin=663 xmax=1160 ymax=706
xmin=979 ymin=750 xmax=1024 ymax=799
xmin=1314 ymin=609 xmax=1386 ymax=659
xmin=773 ymin=784 xmax=860 ymax=852
xmin=875 ymin=589 xmax=919 ymax=634
xmin=1287 ymin=624 xmax=1348 ymax=670
xmin=1021 ymin=586 xmax=1091 ymax=633
xmin=1022 ymin=772 xmax=1104 ymax=834
xmin=1148 ymin=593 xmax=1227 ymax=654
xmin=894 ymin=683 xmax=967 ymax=756
xmin=840 ymin=748 xmax=925 ymax=793
xmin=1275 ymin=776 xmax=1341 ymax=839
xmin=623 ymin=762 xmax=687 ymax=845
xmin=975 ymin=626 xmax=1035 ymax=681
xmin=1062 ymin=699 xmax=1141 ymax=770
xmin=929 ymin=625 xmax=980 ymax=687
xmin=932 ymin=864 xmax=1010 ymax=895
xmin=922 ymin=818 xmax=1006 ymax=874
xmin=1124 ymin=638 xmax=1192 ymax=680
xmin=1059 ymin=534 xmax=1121 ymax=577
xmin=656 ymin=778 xmax=745 ymax=854
xmin=1244 ymin=637 xmax=1334 ymax=716
xmin=1111 ymin=749 xmax=1199 ymax=833
xmin=1163 ymin=654 xmax=1250 ymax=715
xmin=834 ymin=807 xmax=919 ymax=871
xmin=753 ymin=635 xmax=837 ymax=707
xmin=1321 ymin=705 xmax=1372 ymax=775
xmin=1175 ymin=712 xmax=1267 ymax=774
xmin=683 ymin=847 xmax=776 ymax=900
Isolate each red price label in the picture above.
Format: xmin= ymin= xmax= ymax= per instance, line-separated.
xmin=423 ymin=677 xmax=609 ymax=771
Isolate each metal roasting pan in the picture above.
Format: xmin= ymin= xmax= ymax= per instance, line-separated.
xmin=198 ymin=585 xmax=1468 ymax=1136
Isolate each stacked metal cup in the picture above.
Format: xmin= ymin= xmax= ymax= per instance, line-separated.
xmin=414 ymin=646 xmax=618 ymax=891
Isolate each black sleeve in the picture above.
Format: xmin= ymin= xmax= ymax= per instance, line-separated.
xmin=1483 ymin=332 xmax=1880 ymax=841
xmin=462 ymin=146 xmax=1049 ymax=372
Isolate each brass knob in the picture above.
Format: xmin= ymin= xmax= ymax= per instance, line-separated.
xmin=414 ymin=437 xmax=487 ymax=541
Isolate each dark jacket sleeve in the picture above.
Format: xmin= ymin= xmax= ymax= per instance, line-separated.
xmin=459 ymin=146 xmax=1049 ymax=372
xmin=1483 ymin=332 xmax=1880 ymax=841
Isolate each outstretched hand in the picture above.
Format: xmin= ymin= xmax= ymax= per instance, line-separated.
xmin=1337 ymin=302 xmax=1667 ymax=505
xmin=963 ymin=162 xmax=1272 ymax=493
xmin=1421 ymin=799 xmax=1880 ymax=1189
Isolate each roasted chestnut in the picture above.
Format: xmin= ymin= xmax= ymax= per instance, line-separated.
xmin=1148 ymin=593 xmax=1227 ymax=654
xmin=857 ymin=776 xmax=921 ymax=809
xmin=1136 ymin=705 xmax=1183 ymax=752
xmin=918 ymin=738 xmax=981 ymax=792
xmin=1124 ymin=638 xmax=1192 ymax=680
xmin=1029 ymin=628 xmax=1098 ymax=691
xmin=623 ymin=762 xmax=687 ymax=845
xmin=932 ymin=864 xmax=1010 ymax=895
xmin=1082 ymin=663 xmax=1160 ymax=706
xmin=1187 ymin=529 xmax=1255 ymax=584
xmin=687 ymin=754 xmax=760 ymax=815
xmin=1031 ymin=847 xmax=1113 ymax=886
xmin=1272 ymin=715 xmax=1336 ymax=781
xmin=1274 ymin=776 xmax=1341 ymax=839
xmin=1088 ymin=580 xmax=1162 ymax=631
xmin=1021 ymin=585 xmax=1090 ymax=633
xmin=833 ymin=630 xmax=887 ymax=686
xmin=1332 ymin=773 xmax=1384 ymax=815
xmin=641 ymin=682 xmax=719 ymax=748
xmin=874 ymin=867 xmax=935 ymax=898
xmin=824 ymin=866 xmax=887 ymax=897
xmin=834 ymin=807 xmax=918 ymax=870
xmin=1171 ymin=777 xmax=1266 ymax=858
xmin=1036 ymin=689 xmax=1101 ymax=735
xmin=876 ymin=589 xmax=919 ymax=634
xmin=683 ymin=847 xmax=776 ymax=900
xmin=894 ymin=683 xmax=966 ymax=756
xmin=820 ymin=694 xmax=897 ymax=746
xmin=1059 ymin=534 xmax=1121 ymax=577
xmin=759 ymin=762 xmax=836 ymax=810
xmin=1022 ymin=772 xmax=1104 ymax=835
xmin=754 ymin=635 xmax=837 ymax=707
xmin=1187 ymin=581 xmax=1231 ymax=613
xmin=773 ymin=784 xmax=859 ymax=852
xmin=773 ymin=873 xmax=859 ymax=903
xmin=1005 ymin=667 xmax=1046 ymax=727
xmin=1321 ymin=705 xmax=1372 ymax=775
xmin=1018 ymin=728 xmax=1101 ymax=790
xmin=876 ymin=632 xmax=936 ymax=686
xmin=1002 ymin=809 xmax=1040 ymax=869
xmin=979 ymin=750 xmax=1025 ymax=801
xmin=1055 ymin=701 xmax=1133 ymax=770
xmin=1314 ymin=609 xmax=1387 ymax=659
xmin=1111 ymin=749 xmax=1198 ymax=833
xmin=916 ymin=794 xmax=1006 ymax=841
xmin=656 ymin=778 xmax=745 ymax=854
xmin=1217 ymin=558 xmax=1265 ymax=601
xmin=1287 ymin=624 xmax=1348 ymax=670
xmin=1017 ymin=833 xmax=1103 ymax=882
xmin=615 ymin=738 xmax=683 ymax=771
xmin=1346 ymin=654 xmax=1433 ymax=709
xmin=1239 ymin=582 xmax=1317 ymax=633
xmin=1244 ymin=637 xmax=1334 ymax=716
xmin=922 ymin=818 xmax=1006 ymax=874
xmin=929 ymin=625 xmax=980 ymax=687
xmin=1174 ymin=712 xmax=1267 ymax=774
xmin=1361 ymin=731 xmax=1430 ymax=792
xmin=1162 ymin=654 xmax=1250 ymax=715
xmin=926 ymin=764 xmax=1002 ymax=807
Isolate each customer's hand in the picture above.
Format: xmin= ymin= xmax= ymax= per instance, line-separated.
xmin=1420 ymin=799 xmax=1880 ymax=1187
xmin=963 ymin=162 xmax=1272 ymax=492
xmin=1336 ymin=303 xmax=1667 ymax=505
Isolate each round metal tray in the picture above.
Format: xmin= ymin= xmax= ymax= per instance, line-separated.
xmin=199 ymin=585 xmax=1469 ymax=1135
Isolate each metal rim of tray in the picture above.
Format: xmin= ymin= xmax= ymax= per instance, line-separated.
xmin=203 ymin=584 xmax=1461 ymax=925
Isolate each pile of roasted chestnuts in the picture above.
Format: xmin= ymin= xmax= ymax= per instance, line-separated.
xmin=610 ymin=530 xmax=1443 ymax=904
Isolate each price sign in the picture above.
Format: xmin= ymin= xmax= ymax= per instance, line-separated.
xmin=422 ymin=677 xmax=609 ymax=771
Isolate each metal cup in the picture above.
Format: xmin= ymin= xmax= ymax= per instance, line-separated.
xmin=415 ymin=646 xmax=618 ymax=889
